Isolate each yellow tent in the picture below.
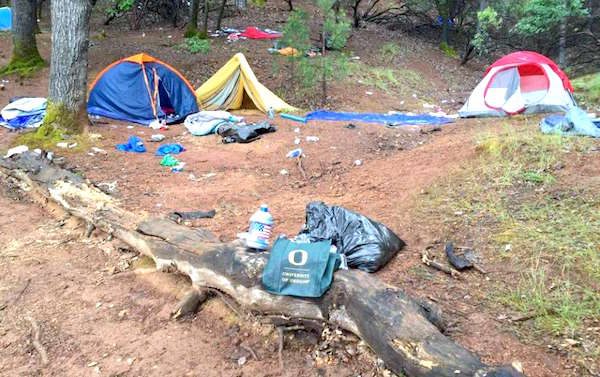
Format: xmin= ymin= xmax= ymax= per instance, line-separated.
xmin=195 ymin=53 xmax=298 ymax=113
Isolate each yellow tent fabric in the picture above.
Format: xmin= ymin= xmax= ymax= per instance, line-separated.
xmin=196 ymin=53 xmax=298 ymax=113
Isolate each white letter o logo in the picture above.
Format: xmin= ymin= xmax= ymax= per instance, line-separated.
xmin=288 ymin=249 xmax=308 ymax=266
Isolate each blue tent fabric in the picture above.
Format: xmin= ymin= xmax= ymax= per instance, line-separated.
xmin=116 ymin=136 xmax=146 ymax=153
xmin=0 ymin=7 xmax=11 ymax=31
xmin=155 ymin=143 xmax=185 ymax=156
xmin=88 ymin=60 xmax=198 ymax=125
xmin=540 ymin=107 xmax=600 ymax=138
xmin=305 ymin=110 xmax=454 ymax=126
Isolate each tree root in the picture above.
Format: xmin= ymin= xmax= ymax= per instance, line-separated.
xmin=25 ymin=316 xmax=49 ymax=366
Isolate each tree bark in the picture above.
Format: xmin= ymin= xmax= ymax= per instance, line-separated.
xmin=4 ymin=0 xmax=43 ymax=71
xmin=46 ymin=0 xmax=93 ymax=134
xmin=558 ymin=14 xmax=567 ymax=67
xmin=186 ymin=0 xmax=200 ymax=36
xmin=202 ymin=0 xmax=210 ymax=35
xmin=0 ymin=153 xmax=525 ymax=377
xmin=216 ymin=0 xmax=227 ymax=30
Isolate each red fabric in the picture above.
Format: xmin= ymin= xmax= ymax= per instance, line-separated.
xmin=239 ymin=26 xmax=281 ymax=39
xmin=486 ymin=51 xmax=573 ymax=92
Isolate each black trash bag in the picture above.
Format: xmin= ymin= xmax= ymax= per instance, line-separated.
xmin=217 ymin=121 xmax=276 ymax=144
xmin=299 ymin=201 xmax=405 ymax=272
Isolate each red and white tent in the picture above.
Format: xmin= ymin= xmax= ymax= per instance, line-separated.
xmin=460 ymin=51 xmax=576 ymax=117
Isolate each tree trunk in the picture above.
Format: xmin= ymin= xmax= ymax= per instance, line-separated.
xmin=186 ymin=0 xmax=200 ymax=36
xmin=46 ymin=0 xmax=92 ymax=134
xmin=216 ymin=0 xmax=227 ymax=30
xmin=202 ymin=0 xmax=210 ymax=35
xmin=558 ymin=15 xmax=567 ymax=67
xmin=2 ymin=0 xmax=44 ymax=74
xmin=0 ymin=152 xmax=525 ymax=377
xmin=287 ymin=0 xmax=293 ymax=11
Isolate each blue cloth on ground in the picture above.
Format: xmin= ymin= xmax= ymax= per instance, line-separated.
xmin=116 ymin=136 xmax=146 ymax=153
xmin=540 ymin=107 xmax=600 ymax=138
xmin=305 ymin=110 xmax=454 ymax=126
xmin=155 ymin=143 xmax=185 ymax=156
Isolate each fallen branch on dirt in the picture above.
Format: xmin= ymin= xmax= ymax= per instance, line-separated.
xmin=0 ymin=153 xmax=524 ymax=377
xmin=422 ymin=250 xmax=461 ymax=279
xmin=171 ymin=288 xmax=212 ymax=319
xmin=25 ymin=316 xmax=49 ymax=366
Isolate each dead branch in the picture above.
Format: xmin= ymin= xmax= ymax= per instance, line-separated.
xmin=25 ymin=316 xmax=49 ymax=366
xmin=421 ymin=250 xmax=461 ymax=279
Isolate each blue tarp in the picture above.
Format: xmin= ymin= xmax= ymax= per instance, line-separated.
xmin=0 ymin=97 xmax=47 ymax=130
xmin=540 ymin=107 xmax=600 ymax=138
xmin=305 ymin=110 xmax=455 ymax=126
xmin=0 ymin=7 xmax=11 ymax=31
xmin=88 ymin=60 xmax=198 ymax=125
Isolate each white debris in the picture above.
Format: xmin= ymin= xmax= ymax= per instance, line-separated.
xmin=279 ymin=169 xmax=289 ymax=176
xmin=56 ymin=142 xmax=69 ymax=149
xmin=354 ymin=159 xmax=362 ymax=166
xmin=294 ymin=137 xmax=301 ymax=145
xmin=306 ymin=136 xmax=319 ymax=142
xmin=293 ymin=127 xmax=300 ymax=133
xmin=365 ymin=91 xmax=373 ymax=96
xmin=4 ymin=145 xmax=28 ymax=158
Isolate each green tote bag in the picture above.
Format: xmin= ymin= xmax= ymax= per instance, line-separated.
xmin=262 ymin=238 xmax=340 ymax=298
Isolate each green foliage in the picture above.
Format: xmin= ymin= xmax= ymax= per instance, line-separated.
xmin=180 ymin=36 xmax=211 ymax=54
xmin=419 ymin=125 xmax=598 ymax=337
xmin=324 ymin=10 xmax=351 ymax=50
xmin=572 ymin=73 xmax=600 ymax=107
xmin=439 ymin=42 xmax=457 ymax=58
xmin=471 ymin=6 xmax=502 ymax=55
xmin=106 ymin=0 xmax=134 ymax=17
xmin=281 ymin=10 xmax=311 ymax=53
xmin=515 ymin=0 xmax=588 ymax=35
xmin=0 ymin=54 xmax=45 ymax=78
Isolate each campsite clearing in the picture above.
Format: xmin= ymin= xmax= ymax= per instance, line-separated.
xmin=1 ymin=8 xmax=599 ymax=377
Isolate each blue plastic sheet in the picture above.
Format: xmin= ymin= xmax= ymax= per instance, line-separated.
xmin=0 ymin=111 xmax=45 ymax=130
xmin=540 ymin=107 xmax=600 ymax=138
xmin=305 ymin=110 xmax=454 ymax=126
xmin=0 ymin=7 xmax=11 ymax=31
xmin=116 ymin=136 xmax=146 ymax=153
xmin=155 ymin=143 xmax=185 ymax=156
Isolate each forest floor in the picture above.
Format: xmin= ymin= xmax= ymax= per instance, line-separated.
xmin=0 ymin=4 xmax=599 ymax=377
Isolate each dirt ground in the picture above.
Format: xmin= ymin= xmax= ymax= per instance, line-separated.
xmin=0 ymin=10 xmax=592 ymax=377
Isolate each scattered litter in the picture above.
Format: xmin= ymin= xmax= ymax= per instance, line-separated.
xmin=56 ymin=142 xmax=68 ymax=149
xmin=95 ymin=302 xmax=102 ymax=309
xmin=127 ymin=125 xmax=134 ymax=129
xmin=91 ymin=147 xmax=107 ymax=154
xmin=149 ymin=119 xmax=166 ymax=130
xmin=504 ymin=244 xmax=512 ymax=252
xmin=218 ymin=121 xmax=276 ymax=144
xmin=445 ymin=242 xmax=476 ymax=270
xmin=353 ymin=159 xmax=362 ymax=166
xmin=4 ymin=145 xmax=28 ymax=158
xmin=365 ymin=91 xmax=373 ymax=96
xmin=155 ymin=143 xmax=185 ymax=156
xmin=293 ymin=127 xmax=300 ymax=133
xmin=294 ymin=137 xmax=301 ymax=145
xmin=169 ymin=210 xmax=216 ymax=224
xmin=150 ymin=134 xmax=165 ymax=142
xmin=306 ymin=136 xmax=319 ymax=142
xmin=116 ymin=136 xmax=146 ymax=153
xmin=97 ymin=181 xmax=118 ymax=193
xmin=350 ymin=56 xmax=360 ymax=60
xmin=188 ymin=173 xmax=197 ymax=181
xmin=202 ymin=172 xmax=217 ymax=179
xmin=422 ymin=103 xmax=436 ymax=109
xmin=88 ymin=361 xmax=98 ymax=367
xmin=126 ymin=357 xmax=135 ymax=366
xmin=246 ymin=204 xmax=274 ymax=250
xmin=412 ymin=93 xmax=417 ymax=98
xmin=540 ymin=107 xmax=600 ymax=137
xmin=286 ymin=148 xmax=303 ymax=158
xmin=237 ymin=356 xmax=247 ymax=366
xmin=298 ymin=201 xmax=405 ymax=272
xmin=160 ymin=154 xmax=179 ymax=167
xmin=279 ymin=169 xmax=289 ymax=175
xmin=345 ymin=123 xmax=357 ymax=129
xmin=184 ymin=110 xmax=244 ymax=136
xmin=171 ymin=163 xmax=185 ymax=173
xmin=0 ymin=97 xmax=46 ymax=130
xmin=33 ymin=148 xmax=41 ymax=155
xmin=280 ymin=113 xmax=307 ymax=123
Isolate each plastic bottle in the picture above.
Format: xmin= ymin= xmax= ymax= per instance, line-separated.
xmin=246 ymin=204 xmax=274 ymax=250
xmin=267 ymin=107 xmax=275 ymax=120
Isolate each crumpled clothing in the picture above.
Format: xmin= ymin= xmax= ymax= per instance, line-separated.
xmin=155 ymin=143 xmax=185 ymax=156
xmin=217 ymin=120 xmax=276 ymax=143
xmin=184 ymin=111 xmax=244 ymax=136
xmin=116 ymin=136 xmax=146 ymax=153
xmin=160 ymin=154 xmax=180 ymax=167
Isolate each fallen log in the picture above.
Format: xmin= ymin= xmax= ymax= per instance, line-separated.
xmin=0 ymin=153 xmax=524 ymax=377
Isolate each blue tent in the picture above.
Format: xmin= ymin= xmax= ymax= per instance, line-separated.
xmin=88 ymin=53 xmax=198 ymax=125
xmin=0 ymin=7 xmax=11 ymax=31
